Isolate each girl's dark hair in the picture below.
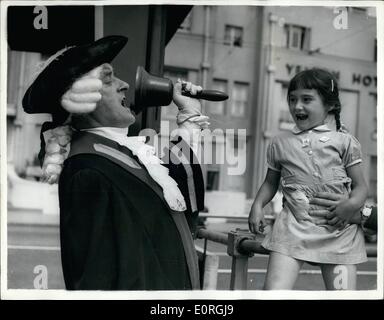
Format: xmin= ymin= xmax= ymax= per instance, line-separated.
xmin=287 ymin=68 xmax=342 ymax=131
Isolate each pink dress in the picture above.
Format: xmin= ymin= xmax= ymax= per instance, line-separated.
xmin=262 ymin=124 xmax=367 ymax=264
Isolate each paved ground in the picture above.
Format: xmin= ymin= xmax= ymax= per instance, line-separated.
xmin=6 ymin=217 xmax=378 ymax=291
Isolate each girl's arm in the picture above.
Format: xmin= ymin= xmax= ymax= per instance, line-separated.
xmin=248 ymin=168 xmax=280 ymax=234
xmin=330 ymin=163 xmax=368 ymax=226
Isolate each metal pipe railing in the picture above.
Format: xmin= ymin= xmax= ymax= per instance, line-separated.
xmin=240 ymin=238 xmax=269 ymax=255
xmin=196 ymin=227 xmax=377 ymax=290
xmin=196 ymin=228 xmax=228 ymax=245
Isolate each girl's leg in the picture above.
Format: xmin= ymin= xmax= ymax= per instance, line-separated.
xmin=320 ymin=264 xmax=357 ymax=290
xmin=264 ymin=252 xmax=304 ymax=290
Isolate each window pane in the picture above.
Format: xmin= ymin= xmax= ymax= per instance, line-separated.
xmin=285 ymin=26 xmax=290 ymax=48
xmin=286 ymin=24 xmax=309 ymax=51
xmin=224 ymin=25 xmax=243 ymax=47
xmin=231 ymin=82 xmax=248 ymax=117
xmin=233 ymin=28 xmax=243 ymax=46
xmin=224 ymin=25 xmax=231 ymax=44
xmin=292 ymin=30 xmax=299 ymax=48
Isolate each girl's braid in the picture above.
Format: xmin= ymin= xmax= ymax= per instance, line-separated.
xmin=333 ymin=104 xmax=342 ymax=132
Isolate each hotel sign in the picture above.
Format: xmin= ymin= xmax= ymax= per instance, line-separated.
xmin=285 ymin=63 xmax=377 ymax=88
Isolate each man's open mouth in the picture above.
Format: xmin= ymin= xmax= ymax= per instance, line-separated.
xmin=121 ymin=97 xmax=136 ymax=115
xmin=121 ymin=97 xmax=127 ymax=108
xmin=296 ymin=114 xmax=308 ymax=121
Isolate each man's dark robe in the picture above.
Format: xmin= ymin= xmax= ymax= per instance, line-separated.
xmin=58 ymin=131 xmax=204 ymax=290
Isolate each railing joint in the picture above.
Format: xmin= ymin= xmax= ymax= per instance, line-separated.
xmin=227 ymin=228 xmax=256 ymax=258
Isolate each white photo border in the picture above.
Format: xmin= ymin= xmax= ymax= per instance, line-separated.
xmin=1 ymin=0 xmax=383 ymax=300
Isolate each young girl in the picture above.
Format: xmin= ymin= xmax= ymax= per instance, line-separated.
xmin=248 ymin=68 xmax=368 ymax=290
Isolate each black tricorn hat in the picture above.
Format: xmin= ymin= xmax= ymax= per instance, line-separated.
xmin=22 ymin=35 xmax=128 ymax=125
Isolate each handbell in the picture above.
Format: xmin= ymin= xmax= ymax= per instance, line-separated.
xmin=131 ymin=66 xmax=229 ymax=113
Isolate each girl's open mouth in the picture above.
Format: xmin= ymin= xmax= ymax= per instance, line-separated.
xmin=296 ymin=114 xmax=308 ymax=121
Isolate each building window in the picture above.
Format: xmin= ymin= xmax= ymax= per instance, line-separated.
xmin=224 ymin=25 xmax=243 ymax=47
xmin=208 ymin=79 xmax=227 ymax=115
xmin=179 ymin=12 xmax=192 ymax=31
xmin=284 ymin=24 xmax=310 ymax=51
xmin=206 ymin=169 xmax=220 ymax=191
xmin=230 ymin=82 xmax=248 ymax=117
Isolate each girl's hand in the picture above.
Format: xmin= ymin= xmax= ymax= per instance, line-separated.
xmin=248 ymin=203 xmax=266 ymax=235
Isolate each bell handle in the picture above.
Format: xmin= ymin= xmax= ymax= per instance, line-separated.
xmin=182 ymin=89 xmax=228 ymax=102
